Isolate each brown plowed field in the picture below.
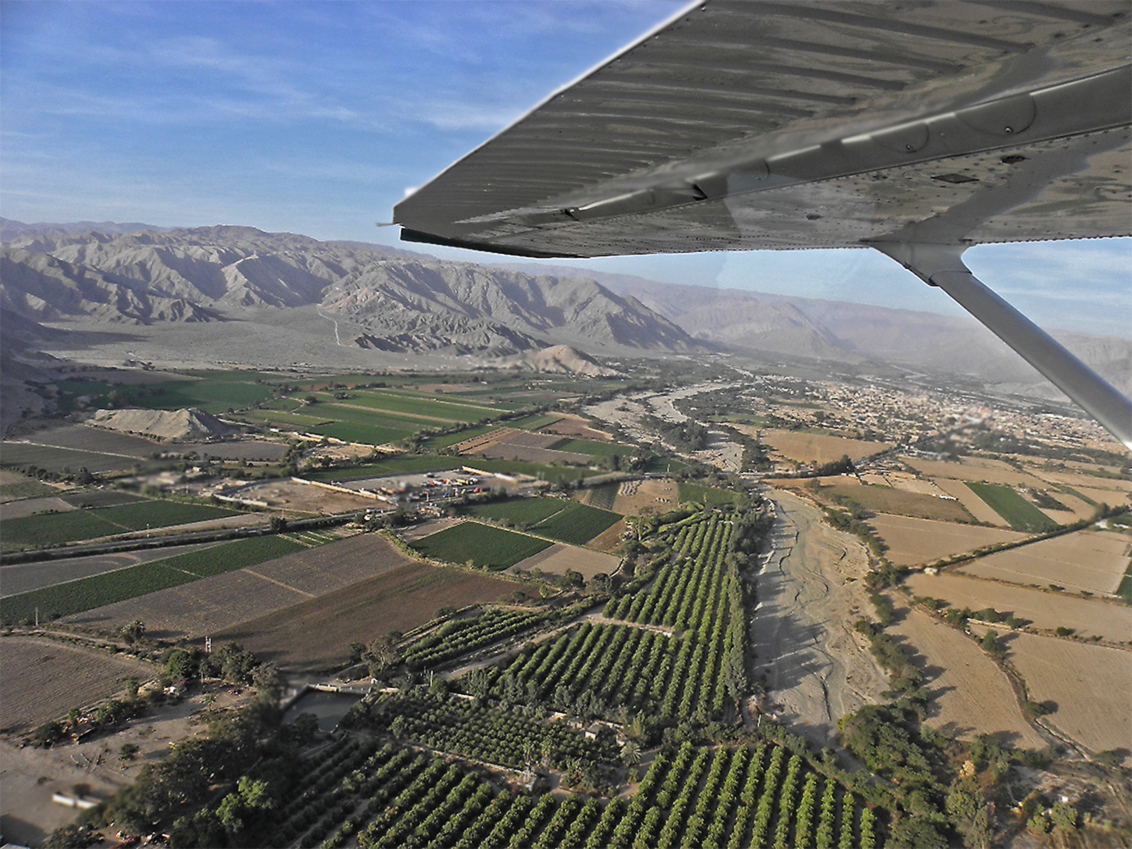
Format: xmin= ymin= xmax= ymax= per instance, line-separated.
xmin=0 ymin=635 xmax=153 ymax=732
xmin=65 ymin=535 xmax=416 ymax=639
xmin=585 ymin=518 xmax=629 ymax=553
xmin=214 ymin=563 xmax=527 ymax=671
xmin=903 ymin=456 xmax=1047 ymax=488
xmin=958 ymin=529 xmax=1131 ymax=595
xmin=824 ymin=479 xmax=974 ymax=523
xmin=540 ymin=414 xmax=611 ymax=442
xmin=0 ymin=496 xmax=76 ymax=521
xmin=867 ymin=513 xmax=1024 ymax=566
xmin=757 ymin=430 xmax=891 ymax=464
xmin=904 ymin=571 xmax=1132 ymax=643
xmin=996 ymin=631 xmax=1132 ymax=761
xmin=883 ymin=605 xmax=1046 ymax=748
xmin=513 ymin=543 xmax=619 ymax=579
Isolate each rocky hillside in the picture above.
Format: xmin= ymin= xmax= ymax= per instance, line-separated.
xmin=504 ymin=263 xmax=1132 ymax=399
xmin=0 ymin=224 xmax=700 ymax=358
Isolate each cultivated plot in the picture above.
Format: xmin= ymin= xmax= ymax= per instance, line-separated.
xmin=883 ymin=605 xmax=1046 ymax=749
xmin=867 ymin=513 xmax=1025 ymax=566
xmin=757 ymin=429 xmax=892 ymax=464
xmin=903 ymin=456 xmax=1048 ymax=488
xmin=958 ymin=529 xmax=1131 ymax=595
xmin=0 ymin=470 xmax=56 ymax=503
xmin=512 ymin=543 xmax=619 ymax=579
xmin=823 ymin=479 xmax=974 ymax=523
xmin=0 ymin=635 xmax=153 ymax=732
xmin=904 ymin=571 xmax=1132 ymax=643
xmin=64 ymin=534 xmax=398 ymax=639
xmin=411 ymin=521 xmax=552 ymax=570
xmin=994 ymin=630 xmax=1132 ymax=762
xmin=933 ymin=478 xmax=1008 ymax=525
xmin=215 ymin=562 xmax=528 ymax=671
xmin=965 ymin=483 xmax=1058 ymax=533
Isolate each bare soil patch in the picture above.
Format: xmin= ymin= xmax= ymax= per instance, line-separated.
xmin=1037 ymin=469 xmax=1132 ymax=501
xmin=466 ymin=430 xmax=590 ymax=465
xmin=179 ymin=439 xmax=287 ymax=461
xmin=398 ymin=517 xmax=464 ymax=542
xmin=753 ymin=490 xmax=889 ymax=747
xmin=612 ymin=478 xmax=678 ymax=516
xmin=19 ymin=422 xmax=161 ymax=458
xmin=755 ymin=429 xmax=892 ymax=465
xmin=0 ymin=635 xmax=153 ymax=733
xmin=997 ymin=631 xmax=1132 ymax=761
xmin=0 ymin=677 xmax=249 ymax=847
xmin=867 ymin=513 xmax=1025 ymax=566
xmin=904 ymin=456 xmax=1047 ymax=488
xmin=883 ymin=606 xmax=1046 ymax=748
xmin=513 ymin=543 xmax=620 ymax=579
xmin=233 ymin=478 xmax=378 ymax=513
xmin=904 ymin=571 xmax=1132 ymax=643
xmin=959 ymin=529 xmax=1131 ymax=595
xmin=215 ymin=563 xmax=527 ymax=672
xmin=0 ymin=496 xmax=77 ymax=521
xmin=824 ymin=478 xmax=974 ymax=523
xmin=585 ymin=518 xmax=629 ymax=553
xmin=539 ymin=414 xmax=611 ymax=442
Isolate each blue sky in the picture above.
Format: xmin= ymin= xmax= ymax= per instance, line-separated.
xmin=2 ymin=0 xmax=1129 ymax=337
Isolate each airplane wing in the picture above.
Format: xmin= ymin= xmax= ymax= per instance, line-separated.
xmin=393 ymin=0 xmax=1132 ymax=448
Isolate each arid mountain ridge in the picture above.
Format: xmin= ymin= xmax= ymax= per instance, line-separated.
xmin=0 ymin=222 xmax=696 ymax=358
xmin=2 ymin=219 xmax=1128 ymax=399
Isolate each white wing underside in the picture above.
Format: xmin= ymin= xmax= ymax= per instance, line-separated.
xmin=393 ymin=0 xmax=1132 ymax=449
xmin=394 ymin=0 xmax=1131 ymax=258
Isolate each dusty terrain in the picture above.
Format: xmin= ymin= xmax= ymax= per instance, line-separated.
xmin=753 ymin=429 xmax=892 ymax=465
xmin=904 ymin=571 xmax=1132 ymax=643
xmin=0 ymin=635 xmax=153 ymax=733
xmin=985 ymin=629 xmax=1132 ymax=762
xmin=957 ymin=528 xmax=1131 ymax=595
xmin=608 ymin=477 xmax=677 ymax=516
xmin=882 ymin=605 xmax=1046 ymax=748
xmin=1 ymin=662 xmax=251 ymax=847
xmin=751 ymin=490 xmax=889 ymax=746
xmin=867 ymin=513 xmax=1025 ymax=566
xmin=512 ymin=543 xmax=620 ymax=579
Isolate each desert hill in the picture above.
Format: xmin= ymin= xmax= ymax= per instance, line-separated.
xmin=85 ymin=407 xmax=232 ymax=441
xmin=494 ymin=344 xmax=619 ymax=377
xmin=499 ymin=263 xmax=1132 ymax=400
xmin=0 ymin=225 xmax=698 ymax=359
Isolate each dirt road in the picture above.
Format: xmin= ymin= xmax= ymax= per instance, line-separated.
xmin=751 ymin=490 xmax=888 ymax=746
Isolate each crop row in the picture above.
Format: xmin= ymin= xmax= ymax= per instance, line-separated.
xmin=211 ymin=736 xmax=883 ymax=849
xmin=401 ymin=607 xmax=559 ymax=668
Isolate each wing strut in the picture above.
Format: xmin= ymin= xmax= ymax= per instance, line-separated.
xmin=873 ymin=242 xmax=1132 ymax=451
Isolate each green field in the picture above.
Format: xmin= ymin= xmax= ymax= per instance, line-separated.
xmin=1 ymin=510 xmax=124 ymax=550
xmin=1 ymin=499 xmax=239 ymax=550
xmin=966 ymin=482 xmax=1060 ymax=532
xmin=411 ymin=522 xmax=552 ymax=570
xmin=306 ymin=456 xmax=465 ymax=482
xmin=0 ymin=535 xmax=304 ymax=625
xmin=462 ymin=497 xmax=620 ymax=546
xmin=587 ymin=482 xmax=619 ymax=511
xmin=533 ymin=502 xmax=620 ymax=545
xmin=678 ymin=481 xmax=740 ymax=507
xmin=421 ymin=424 xmax=496 ymax=450
xmin=0 ymin=473 xmax=55 ymax=501
xmin=1117 ymin=562 xmax=1132 ymax=604
xmin=52 ymin=372 xmax=277 ymax=415
xmin=60 ymin=491 xmax=146 ymax=508
xmin=331 ymin=389 xmax=501 ymax=422
xmin=464 ymin=497 xmax=569 ymax=527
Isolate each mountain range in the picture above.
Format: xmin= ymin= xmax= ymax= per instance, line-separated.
xmin=2 ymin=218 xmax=1128 ymax=403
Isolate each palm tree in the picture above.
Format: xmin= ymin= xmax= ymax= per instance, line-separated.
xmin=620 ymin=739 xmax=641 ymax=767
